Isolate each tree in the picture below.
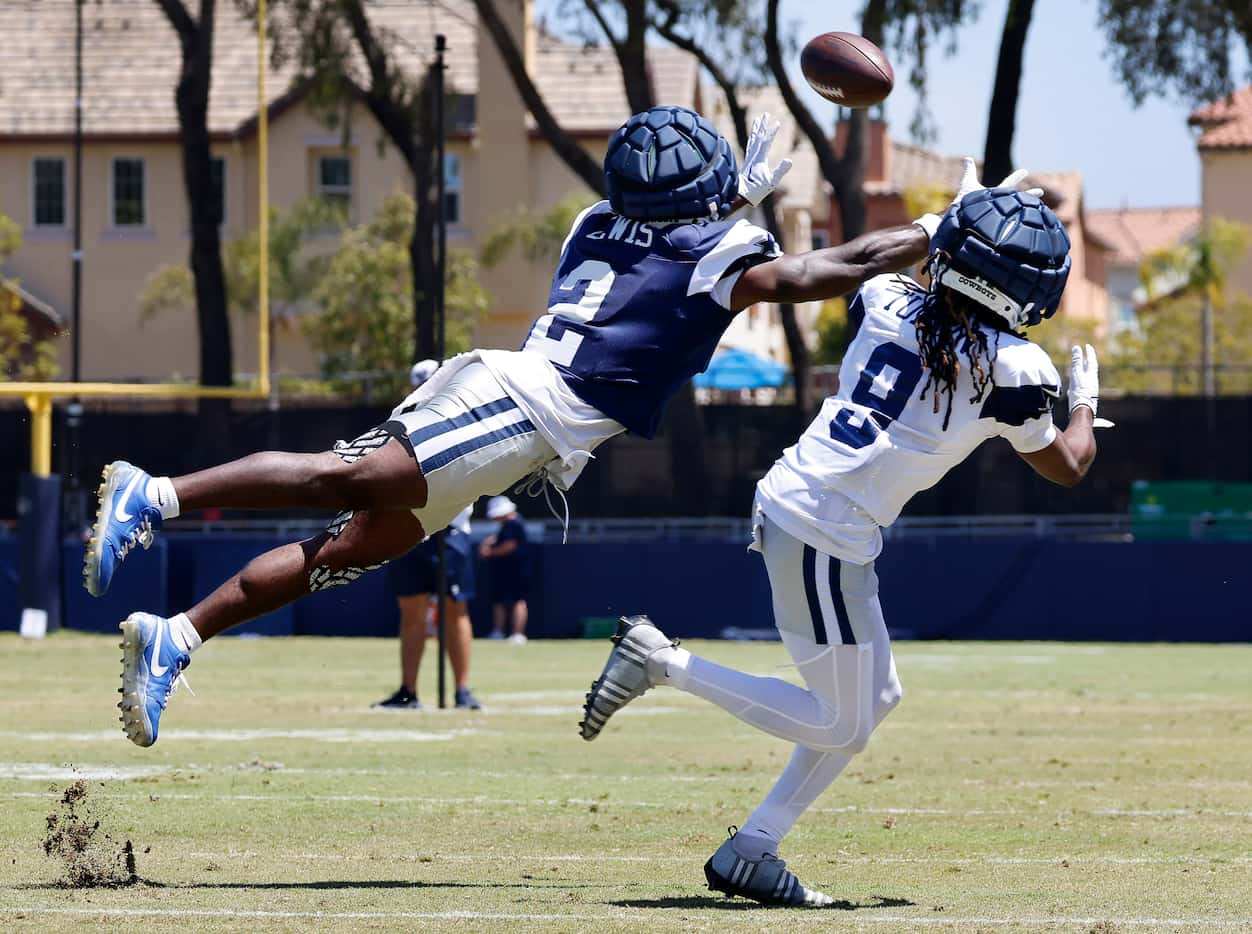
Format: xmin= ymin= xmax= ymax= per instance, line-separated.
xmin=307 ymin=193 xmax=488 ymax=400
xmin=277 ymin=0 xmax=447 ymax=361
xmin=1097 ymin=0 xmax=1252 ymax=106
xmin=154 ymin=0 xmax=233 ymax=392
xmin=981 ymin=0 xmax=1037 ymax=186
xmin=0 ymin=212 xmax=58 ymax=381
xmin=480 ymin=193 xmax=599 ymax=269
xmin=648 ymin=0 xmax=814 ymax=409
xmin=139 ymin=198 xmax=343 ymax=400
xmin=981 ymin=1 xmax=1252 ymax=202
xmin=471 ymin=0 xmax=606 ymax=195
xmin=763 ymin=0 xmax=970 ymax=336
xmin=1136 ymin=218 xmax=1252 ymax=395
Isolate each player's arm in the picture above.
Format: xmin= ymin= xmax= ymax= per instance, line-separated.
xmin=729 ymin=224 xmax=929 ymax=311
xmin=1018 ymin=345 xmax=1104 ymax=487
xmin=1019 ymin=406 xmax=1097 ymax=487
xmin=484 ymin=539 xmax=519 ymax=558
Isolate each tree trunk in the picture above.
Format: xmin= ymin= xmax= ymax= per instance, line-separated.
xmin=158 ymin=0 xmax=233 ymax=461
xmin=982 ymin=0 xmax=1037 ymax=186
xmin=760 ymin=198 xmax=811 ymax=412
xmin=474 ymin=0 xmax=606 ymax=196
xmin=618 ymin=0 xmax=653 ymax=114
xmin=163 ymin=0 xmax=232 ymax=391
xmin=648 ymin=8 xmax=812 ymax=412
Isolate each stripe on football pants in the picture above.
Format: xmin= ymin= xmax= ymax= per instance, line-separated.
xmin=801 ymin=546 xmax=830 ymax=645
xmin=417 ymin=418 xmax=536 ymax=474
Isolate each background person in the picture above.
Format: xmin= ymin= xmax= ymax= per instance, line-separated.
xmin=480 ymin=496 xmax=530 ymax=645
xmin=373 ymin=360 xmax=479 ymax=711
xmin=373 ymin=504 xmax=482 ymax=711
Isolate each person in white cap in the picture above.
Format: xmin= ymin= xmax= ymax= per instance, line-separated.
xmin=479 ymin=496 xmax=530 ymax=645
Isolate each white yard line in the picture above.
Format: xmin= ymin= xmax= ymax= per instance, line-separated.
xmin=0 ymin=907 xmax=1247 ymax=927
xmin=182 ymin=850 xmax=1252 ymax=866
xmin=0 ymin=762 xmax=171 ymax=781
xmin=0 ymin=728 xmax=489 ymax=743
xmin=4 ymin=790 xmax=1250 ymax=818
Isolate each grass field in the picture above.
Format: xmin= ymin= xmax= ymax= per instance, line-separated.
xmin=0 ymin=632 xmax=1249 ymax=932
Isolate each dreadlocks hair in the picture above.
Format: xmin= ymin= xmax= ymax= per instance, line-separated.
xmin=903 ymin=278 xmax=1009 ymax=431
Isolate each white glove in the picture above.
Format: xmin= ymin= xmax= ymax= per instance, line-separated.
xmin=1068 ymin=343 xmax=1100 ymax=416
xmin=738 ymin=112 xmax=793 ymax=207
xmin=914 ymin=157 xmax=1046 ymax=239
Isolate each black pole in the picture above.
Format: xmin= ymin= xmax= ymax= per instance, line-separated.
xmin=66 ymin=0 xmax=86 ymax=534
xmin=433 ymin=34 xmax=449 ymax=710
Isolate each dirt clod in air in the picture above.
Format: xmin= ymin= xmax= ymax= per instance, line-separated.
xmin=42 ymin=780 xmax=139 ymax=887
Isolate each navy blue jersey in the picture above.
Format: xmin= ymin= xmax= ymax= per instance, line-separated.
xmin=521 ymin=201 xmax=779 ymax=438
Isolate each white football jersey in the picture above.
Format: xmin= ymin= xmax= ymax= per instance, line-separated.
xmin=756 ymin=274 xmax=1061 ymax=562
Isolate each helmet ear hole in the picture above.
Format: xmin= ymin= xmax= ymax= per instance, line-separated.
xmin=604 ymin=106 xmax=739 ymax=222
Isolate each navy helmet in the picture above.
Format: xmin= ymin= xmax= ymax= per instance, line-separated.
xmin=928 ymin=187 xmax=1071 ymax=329
xmin=604 ymin=105 xmax=738 ymax=222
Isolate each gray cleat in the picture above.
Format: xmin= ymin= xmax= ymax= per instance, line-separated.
xmin=704 ymin=828 xmax=834 ymax=907
xmin=578 ymin=615 xmax=678 ymax=741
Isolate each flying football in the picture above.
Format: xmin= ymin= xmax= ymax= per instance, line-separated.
xmin=800 ymin=32 xmax=894 ymax=108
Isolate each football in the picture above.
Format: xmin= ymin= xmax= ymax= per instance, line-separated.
xmin=800 ymin=32 xmax=894 ymax=108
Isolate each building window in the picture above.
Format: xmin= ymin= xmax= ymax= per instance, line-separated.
xmin=209 ymin=157 xmax=226 ymax=226
xmin=317 ymin=154 xmax=352 ymax=215
xmin=811 ymin=229 xmax=830 ymax=251
xmin=33 ymin=158 xmax=67 ymax=227
xmin=112 ymin=158 xmax=146 ymax=227
xmin=444 ymin=153 xmax=462 ymax=224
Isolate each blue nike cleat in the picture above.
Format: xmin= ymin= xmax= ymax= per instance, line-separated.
xmin=118 ymin=613 xmax=191 ymax=748
xmin=84 ymin=461 xmax=163 ymax=597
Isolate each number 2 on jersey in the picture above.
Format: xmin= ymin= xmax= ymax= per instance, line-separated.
xmin=829 ymin=342 xmax=923 ymax=449
xmin=525 ymin=259 xmax=616 ymax=367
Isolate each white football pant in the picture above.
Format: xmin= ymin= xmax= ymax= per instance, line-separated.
xmin=663 ymin=511 xmax=902 ymax=848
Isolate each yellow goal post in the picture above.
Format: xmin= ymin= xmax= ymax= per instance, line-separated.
xmin=0 ymin=0 xmax=272 ymax=477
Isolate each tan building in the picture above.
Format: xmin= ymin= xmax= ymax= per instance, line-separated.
xmin=1086 ymin=207 xmax=1201 ymax=332
xmin=1189 ymin=85 xmax=1252 ymax=297
xmin=0 ymin=0 xmax=704 ymax=383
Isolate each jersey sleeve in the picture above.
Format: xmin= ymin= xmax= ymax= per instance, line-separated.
xmin=688 ymin=220 xmax=782 ymax=310
xmin=982 ymin=343 xmax=1062 ymax=453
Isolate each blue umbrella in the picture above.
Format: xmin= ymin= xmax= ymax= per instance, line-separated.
xmin=694 ymin=347 xmax=788 ymax=390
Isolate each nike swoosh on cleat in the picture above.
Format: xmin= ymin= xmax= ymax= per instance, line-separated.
xmin=148 ymin=621 xmax=169 ymax=678
xmin=113 ymin=469 xmax=144 ymax=523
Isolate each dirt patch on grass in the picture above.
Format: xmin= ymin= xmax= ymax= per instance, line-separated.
xmin=42 ymin=779 xmax=138 ymax=887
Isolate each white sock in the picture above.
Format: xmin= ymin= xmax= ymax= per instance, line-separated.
xmin=663 ymin=653 xmax=844 ymax=749
xmin=741 ymin=745 xmax=853 ymax=843
xmin=167 ymin=613 xmax=202 ymax=654
xmin=649 ymin=645 xmax=691 ymax=686
xmin=145 ymin=476 xmax=180 ymax=520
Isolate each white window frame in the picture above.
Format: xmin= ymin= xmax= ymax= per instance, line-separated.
xmin=444 ymin=152 xmax=462 ymax=225
xmin=31 ymin=156 xmax=68 ymax=229
xmin=110 ymin=156 xmax=147 ymax=229
xmin=316 ymin=153 xmax=353 ymax=212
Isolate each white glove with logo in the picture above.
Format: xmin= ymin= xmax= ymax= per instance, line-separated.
xmin=914 ymin=157 xmax=1046 ymax=239
xmin=738 ymin=112 xmax=794 ymax=207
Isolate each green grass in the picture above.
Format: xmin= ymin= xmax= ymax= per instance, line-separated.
xmin=0 ymin=632 xmax=1249 ymax=932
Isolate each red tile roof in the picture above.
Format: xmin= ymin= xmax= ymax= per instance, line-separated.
xmin=1188 ymin=85 xmax=1252 ymax=150
xmin=1087 ymin=207 xmax=1201 ymax=265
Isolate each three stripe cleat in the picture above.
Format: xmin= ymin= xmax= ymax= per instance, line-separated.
xmin=578 ymin=615 xmax=678 ymax=741
xmin=705 ymin=828 xmax=834 ymax=907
